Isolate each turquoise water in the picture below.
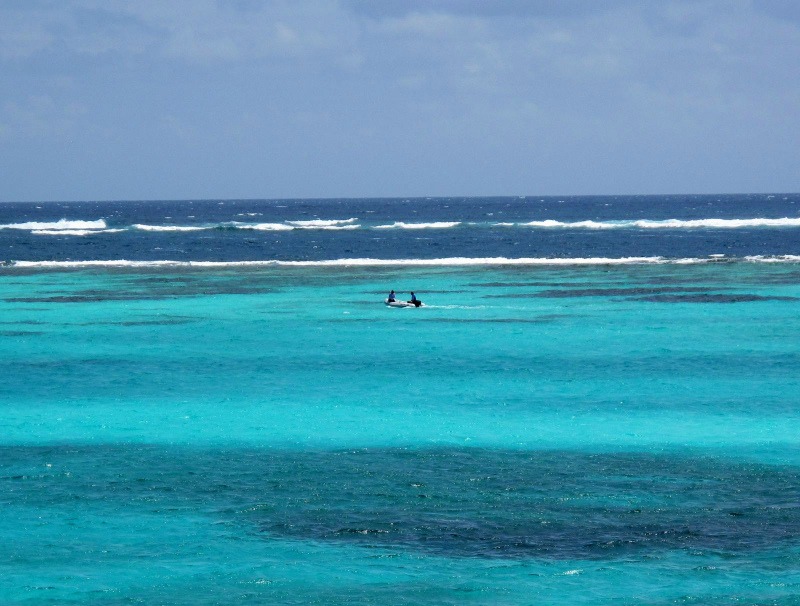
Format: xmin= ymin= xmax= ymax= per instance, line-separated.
xmin=2 ymin=263 xmax=800 ymax=604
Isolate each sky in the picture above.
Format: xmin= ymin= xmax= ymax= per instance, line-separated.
xmin=0 ymin=0 xmax=798 ymax=201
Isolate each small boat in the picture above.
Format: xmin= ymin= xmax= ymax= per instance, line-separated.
xmin=385 ymin=299 xmax=424 ymax=308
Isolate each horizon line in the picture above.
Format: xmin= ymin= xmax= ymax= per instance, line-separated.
xmin=1 ymin=192 xmax=797 ymax=205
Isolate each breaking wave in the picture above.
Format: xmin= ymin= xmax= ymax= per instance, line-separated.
xmin=30 ymin=229 xmax=124 ymax=236
xmin=287 ymin=218 xmax=359 ymax=228
xmin=514 ymin=218 xmax=800 ymax=229
xmin=239 ymin=223 xmax=295 ymax=231
xmin=6 ymin=255 xmax=800 ymax=270
xmin=133 ymin=224 xmax=206 ymax=232
xmin=10 ymin=217 xmax=800 ymax=237
xmin=375 ymin=222 xmax=461 ymax=229
xmin=0 ymin=219 xmax=108 ymax=231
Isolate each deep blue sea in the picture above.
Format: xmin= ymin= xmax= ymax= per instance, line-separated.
xmin=2 ymin=195 xmax=800 ymax=604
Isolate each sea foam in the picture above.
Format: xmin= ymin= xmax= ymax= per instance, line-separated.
xmin=374 ymin=222 xmax=461 ymax=229
xmin=3 ymin=256 xmax=753 ymax=269
xmin=516 ymin=218 xmax=800 ymax=229
xmin=0 ymin=219 xmax=107 ymax=231
xmin=30 ymin=229 xmax=123 ymax=236
xmin=287 ymin=219 xmax=359 ymax=228
xmin=245 ymin=223 xmax=295 ymax=231
xmin=133 ymin=224 xmax=206 ymax=232
xmin=10 ymin=255 xmax=800 ymax=270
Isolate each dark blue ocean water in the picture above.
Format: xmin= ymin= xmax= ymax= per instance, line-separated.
xmin=2 ymin=193 xmax=800 ymax=263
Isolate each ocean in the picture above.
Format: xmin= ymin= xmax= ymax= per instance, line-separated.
xmin=2 ymin=194 xmax=799 ymax=604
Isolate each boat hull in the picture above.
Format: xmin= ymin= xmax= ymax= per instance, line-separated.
xmin=385 ymin=299 xmax=423 ymax=307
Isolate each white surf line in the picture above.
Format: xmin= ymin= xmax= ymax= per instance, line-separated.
xmin=8 ymin=255 xmax=800 ymax=269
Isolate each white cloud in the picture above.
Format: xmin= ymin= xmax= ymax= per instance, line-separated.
xmin=375 ymin=11 xmax=468 ymax=37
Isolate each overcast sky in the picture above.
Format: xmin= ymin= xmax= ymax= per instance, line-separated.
xmin=1 ymin=0 xmax=798 ymax=201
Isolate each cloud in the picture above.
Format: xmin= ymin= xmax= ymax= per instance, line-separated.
xmin=86 ymin=0 xmax=362 ymax=63
xmin=0 ymin=0 xmax=361 ymax=63
xmin=353 ymin=0 xmax=800 ymax=134
xmin=4 ymin=1 xmax=796 ymax=95
xmin=345 ymin=0 xmax=636 ymax=20
xmin=0 ymin=0 xmax=798 ymax=199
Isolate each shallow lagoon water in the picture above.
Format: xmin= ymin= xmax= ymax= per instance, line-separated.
xmin=2 ymin=261 xmax=800 ymax=604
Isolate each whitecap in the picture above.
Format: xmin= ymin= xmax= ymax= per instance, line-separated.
xmin=634 ymin=218 xmax=800 ymax=229
xmin=287 ymin=218 xmax=358 ymax=228
xmin=301 ymin=224 xmax=360 ymax=230
xmin=30 ymin=229 xmax=123 ymax=236
xmin=10 ymin=255 xmax=800 ymax=270
xmin=245 ymin=223 xmax=295 ymax=231
xmin=133 ymin=224 xmax=205 ymax=232
xmin=513 ymin=217 xmax=800 ymax=230
xmin=7 ymin=256 xmax=664 ymax=269
xmin=520 ymin=220 xmax=618 ymax=229
xmin=0 ymin=219 xmax=107 ymax=231
xmin=374 ymin=222 xmax=461 ymax=229
xmin=744 ymin=255 xmax=800 ymax=263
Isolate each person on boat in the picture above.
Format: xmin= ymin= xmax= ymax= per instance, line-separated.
xmin=409 ymin=292 xmax=417 ymax=303
xmin=387 ymin=290 xmax=396 ymax=302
